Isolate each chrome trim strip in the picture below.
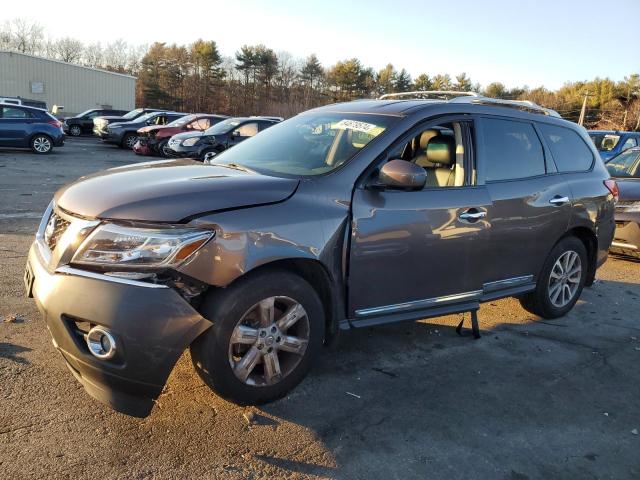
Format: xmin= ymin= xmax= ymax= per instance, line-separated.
xmin=483 ymin=275 xmax=534 ymax=293
xmin=54 ymin=266 xmax=169 ymax=289
xmin=611 ymin=241 xmax=638 ymax=251
xmin=355 ymin=290 xmax=482 ymax=318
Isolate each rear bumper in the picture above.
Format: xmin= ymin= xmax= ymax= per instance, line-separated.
xmin=27 ymin=242 xmax=212 ymax=417
xmin=610 ymin=218 xmax=640 ymax=257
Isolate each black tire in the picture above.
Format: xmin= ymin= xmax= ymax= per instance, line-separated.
xmin=30 ymin=134 xmax=53 ymax=154
xmin=157 ymin=139 xmax=169 ymax=157
xmin=121 ymin=133 xmax=137 ymax=149
xmin=519 ymin=236 xmax=588 ymax=319
xmin=199 ymin=148 xmax=218 ymax=162
xmin=68 ymin=124 xmax=82 ymax=137
xmin=190 ymin=269 xmax=324 ymax=405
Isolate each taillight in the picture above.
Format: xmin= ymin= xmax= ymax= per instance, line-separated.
xmin=604 ymin=179 xmax=619 ymax=203
xmin=47 ymin=119 xmax=62 ymax=129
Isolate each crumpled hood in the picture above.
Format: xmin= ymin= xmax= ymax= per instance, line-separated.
xmin=54 ymin=159 xmax=299 ymax=222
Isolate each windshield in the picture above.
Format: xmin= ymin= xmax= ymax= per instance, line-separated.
xmin=205 ymin=118 xmax=244 ymax=135
xmin=166 ymin=114 xmax=197 ymax=127
xmin=212 ymin=113 xmax=395 ymax=176
xmin=606 ymin=149 xmax=640 ymax=178
xmin=590 ymin=133 xmax=620 ymax=152
xmin=122 ymin=108 xmax=144 ymax=120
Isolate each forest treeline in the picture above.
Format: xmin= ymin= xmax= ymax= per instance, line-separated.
xmin=2 ymin=18 xmax=639 ymax=130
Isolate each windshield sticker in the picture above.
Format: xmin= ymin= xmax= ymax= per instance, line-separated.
xmin=333 ymin=119 xmax=379 ymax=133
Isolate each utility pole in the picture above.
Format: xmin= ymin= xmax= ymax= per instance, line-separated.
xmin=578 ymin=91 xmax=593 ymax=126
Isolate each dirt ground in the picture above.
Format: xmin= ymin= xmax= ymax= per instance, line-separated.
xmin=1 ymin=139 xmax=639 ymax=480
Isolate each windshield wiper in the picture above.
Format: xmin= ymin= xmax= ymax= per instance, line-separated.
xmin=209 ymin=162 xmax=257 ymax=174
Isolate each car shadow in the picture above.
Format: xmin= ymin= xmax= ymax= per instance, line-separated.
xmin=0 ymin=342 xmax=32 ymax=365
xmin=242 ymin=278 xmax=640 ymax=478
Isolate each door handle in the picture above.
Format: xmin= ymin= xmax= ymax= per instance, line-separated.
xmin=549 ymin=195 xmax=570 ymax=206
xmin=459 ymin=209 xmax=487 ymax=222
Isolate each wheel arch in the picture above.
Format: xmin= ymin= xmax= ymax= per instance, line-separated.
xmin=562 ymin=226 xmax=598 ymax=286
xmin=203 ymin=257 xmax=341 ymax=345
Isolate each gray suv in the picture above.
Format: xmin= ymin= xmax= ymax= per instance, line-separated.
xmin=25 ymin=92 xmax=616 ymax=417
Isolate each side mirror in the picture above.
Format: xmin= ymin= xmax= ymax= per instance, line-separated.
xmin=377 ymin=159 xmax=426 ymax=190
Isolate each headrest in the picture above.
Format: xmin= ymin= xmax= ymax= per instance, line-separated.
xmin=426 ymin=135 xmax=454 ymax=166
xmin=418 ymin=129 xmax=439 ymax=150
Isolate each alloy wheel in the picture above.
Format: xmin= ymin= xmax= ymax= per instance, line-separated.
xmin=228 ymin=296 xmax=309 ymax=387
xmin=33 ymin=136 xmax=52 ymax=153
xmin=70 ymin=125 xmax=82 ymax=136
xmin=125 ymin=135 xmax=137 ymax=148
xmin=548 ymin=250 xmax=581 ymax=308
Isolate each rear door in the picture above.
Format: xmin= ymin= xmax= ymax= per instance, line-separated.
xmin=476 ymin=116 xmax=572 ymax=287
xmin=0 ymin=106 xmax=32 ymax=147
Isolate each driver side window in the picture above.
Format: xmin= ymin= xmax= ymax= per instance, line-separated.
xmin=234 ymin=122 xmax=259 ymax=137
xmin=387 ymin=122 xmax=469 ymax=188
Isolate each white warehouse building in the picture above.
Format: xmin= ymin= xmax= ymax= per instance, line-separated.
xmin=0 ymin=51 xmax=135 ymax=116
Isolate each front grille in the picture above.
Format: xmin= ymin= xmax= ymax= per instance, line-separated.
xmin=44 ymin=212 xmax=71 ymax=251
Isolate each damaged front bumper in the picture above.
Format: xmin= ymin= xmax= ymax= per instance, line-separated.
xmin=26 ymin=226 xmax=212 ymax=417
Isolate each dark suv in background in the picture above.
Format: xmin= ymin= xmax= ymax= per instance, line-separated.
xmin=101 ymin=111 xmax=186 ymax=148
xmin=64 ymin=108 xmax=128 ymax=136
xmin=0 ymin=103 xmax=65 ymax=154
xmin=25 ymin=92 xmax=616 ymax=416
xmin=93 ymin=108 xmax=163 ymax=139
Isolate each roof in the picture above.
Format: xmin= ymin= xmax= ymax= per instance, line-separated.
xmin=588 ymin=130 xmax=640 ymax=135
xmin=0 ymin=50 xmax=136 ymax=79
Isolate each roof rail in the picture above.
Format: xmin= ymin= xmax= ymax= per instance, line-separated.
xmin=449 ymin=96 xmax=561 ymax=117
xmin=379 ymin=90 xmax=479 ymax=100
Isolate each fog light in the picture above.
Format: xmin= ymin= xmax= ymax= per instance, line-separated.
xmin=86 ymin=326 xmax=117 ymax=359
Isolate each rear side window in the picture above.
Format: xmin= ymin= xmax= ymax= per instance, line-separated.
xmin=480 ymin=118 xmax=545 ymax=182
xmin=538 ymin=124 xmax=594 ymax=172
xmin=2 ymin=106 xmax=31 ymax=119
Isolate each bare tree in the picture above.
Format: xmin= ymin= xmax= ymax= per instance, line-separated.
xmin=53 ymin=37 xmax=84 ymax=63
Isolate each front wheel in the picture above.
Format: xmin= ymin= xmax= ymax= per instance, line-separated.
xmin=30 ymin=135 xmax=53 ymax=154
xmin=519 ymin=236 xmax=588 ymax=319
xmin=121 ymin=133 xmax=137 ymax=149
xmin=69 ymin=125 xmax=82 ymax=136
xmin=190 ymin=269 xmax=324 ymax=405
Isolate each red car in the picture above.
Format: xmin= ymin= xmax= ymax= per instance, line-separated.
xmin=133 ymin=113 xmax=228 ymax=156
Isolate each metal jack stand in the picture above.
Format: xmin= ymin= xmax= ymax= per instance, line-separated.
xmin=456 ymin=309 xmax=481 ymax=339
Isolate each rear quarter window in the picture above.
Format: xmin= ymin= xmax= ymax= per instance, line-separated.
xmin=480 ymin=118 xmax=546 ymax=182
xmin=538 ymin=124 xmax=594 ymax=172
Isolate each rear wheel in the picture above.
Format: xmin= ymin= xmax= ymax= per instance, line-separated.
xmin=122 ymin=133 xmax=137 ymax=149
xmin=190 ymin=269 xmax=324 ymax=405
xmin=519 ymin=236 xmax=588 ymax=319
xmin=30 ymin=135 xmax=53 ymax=154
xmin=69 ymin=125 xmax=82 ymax=136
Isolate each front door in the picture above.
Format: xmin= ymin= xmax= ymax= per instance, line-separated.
xmin=348 ymin=119 xmax=492 ymax=323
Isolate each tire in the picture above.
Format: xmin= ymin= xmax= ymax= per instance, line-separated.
xmin=30 ymin=134 xmax=53 ymax=154
xmin=157 ymin=139 xmax=169 ymax=157
xmin=519 ymin=236 xmax=588 ymax=319
xmin=69 ymin=125 xmax=82 ymax=137
xmin=190 ymin=269 xmax=324 ymax=405
xmin=121 ymin=133 xmax=137 ymax=149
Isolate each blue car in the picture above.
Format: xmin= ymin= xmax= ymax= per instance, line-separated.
xmin=588 ymin=130 xmax=640 ymax=161
xmin=0 ymin=103 xmax=65 ymax=154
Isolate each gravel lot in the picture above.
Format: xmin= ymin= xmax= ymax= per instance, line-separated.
xmin=1 ymin=138 xmax=640 ymax=480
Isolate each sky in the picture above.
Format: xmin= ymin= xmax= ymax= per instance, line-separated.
xmin=4 ymin=0 xmax=639 ymax=89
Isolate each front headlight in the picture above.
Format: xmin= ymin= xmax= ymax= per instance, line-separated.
xmin=182 ymin=137 xmax=200 ymax=147
xmin=72 ymin=223 xmax=213 ymax=269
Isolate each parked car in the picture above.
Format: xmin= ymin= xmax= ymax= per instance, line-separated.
xmin=103 ymin=111 xmax=186 ymax=149
xmin=64 ymin=108 xmax=128 ymax=136
xmin=605 ymin=147 xmax=640 ymax=258
xmin=93 ymin=108 xmax=163 ymax=139
xmin=133 ymin=113 xmax=228 ymax=156
xmin=165 ymin=116 xmax=280 ymax=160
xmin=589 ymin=130 xmax=640 ymax=161
xmin=0 ymin=103 xmax=64 ymax=154
xmin=25 ymin=93 xmax=616 ymax=417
